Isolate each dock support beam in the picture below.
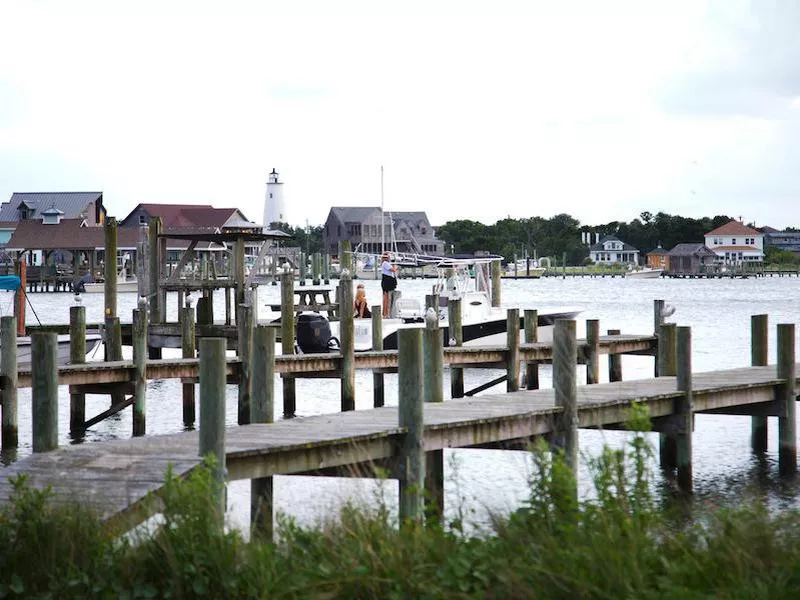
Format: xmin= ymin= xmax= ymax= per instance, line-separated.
xmin=1 ymin=316 xmax=18 ymax=450
xmin=423 ymin=304 xmax=444 ymax=522
xmin=237 ymin=303 xmax=253 ymax=425
xmin=585 ymin=319 xmax=599 ymax=384
xmin=657 ymin=323 xmax=678 ymax=468
xmin=553 ymin=319 xmax=578 ymax=475
xmin=68 ymin=306 xmax=86 ymax=436
xmin=32 ymin=332 xmax=58 ymax=453
xmin=675 ymin=326 xmax=693 ymax=493
xmin=281 ymin=267 xmax=296 ymax=418
xmin=340 ymin=271 xmax=355 ymax=411
xmin=607 ymin=328 xmax=622 ymax=382
xmin=778 ymin=323 xmax=796 ymax=475
xmin=372 ymin=306 xmax=384 ymax=407
xmin=181 ymin=306 xmax=196 ymax=426
xmin=398 ymin=328 xmax=424 ymax=527
xmin=133 ymin=305 xmax=148 ymax=437
xmin=199 ymin=337 xmax=227 ymax=520
xmin=104 ymin=217 xmax=117 ymax=319
xmin=448 ymin=297 xmax=464 ymax=398
xmin=524 ymin=309 xmax=539 ymax=390
xmin=750 ymin=314 xmax=768 ymax=453
xmin=506 ymin=308 xmax=520 ymax=392
xmin=251 ymin=325 xmax=276 ymax=540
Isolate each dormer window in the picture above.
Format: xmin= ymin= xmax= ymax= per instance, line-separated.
xmin=41 ymin=205 xmax=64 ymax=225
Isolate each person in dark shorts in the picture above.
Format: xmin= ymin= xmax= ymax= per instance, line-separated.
xmin=380 ymin=252 xmax=398 ymax=317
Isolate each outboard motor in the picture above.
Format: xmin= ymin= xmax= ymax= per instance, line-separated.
xmin=296 ymin=313 xmax=339 ymax=354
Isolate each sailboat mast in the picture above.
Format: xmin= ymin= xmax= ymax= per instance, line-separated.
xmin=380 ymin=165 xmax=385 ymax=255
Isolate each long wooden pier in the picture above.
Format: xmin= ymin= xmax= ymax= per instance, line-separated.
xmin=0 ymin=363 xmax=794 ymax=527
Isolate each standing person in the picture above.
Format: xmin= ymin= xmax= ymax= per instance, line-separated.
xmin=380 ymin=252 xmax=398 ymax=318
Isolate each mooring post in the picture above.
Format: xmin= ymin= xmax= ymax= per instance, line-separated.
xmin=398 ymin=328 xmax=425 ymax=527
xmin=607 ymin=328 xmax=622 ymax=382
xmin=234 ymin=237 xmax=246 ymax=321
xmin=751 ymin=314 xmax=768 ymax=453
xmin=653 ymin=299 xmax=665 ymax=376
xmin=199 ymin=337 xmax=227 ymax=520
xmin=1 ymin=316 xmax=18 ymax=449
xmin=312 ymin=252 xmax=320 ymax=286
xmin=132 ymin=305 xmax=148 ymax=437
xmin=32 ymin=332 xmax=58 ymax=453
xmin=506 ymin=308 xmax=520 ymax=392
xmin=148 ymin=217 xmax=162 ymax=324
xmin=299 ymin=251 xmax=307 ymax=286
xmin=197 ymin=295 xmax=213 ymax=325
xmin=553 ymin=319 xmax=578 ymax=474
xmin=423 ymin=306 xmax=444 ymax=523
xmin=224 ymin=287 xmax=232 ymax=325
xmin=280 ymin=267 xmax=296 ymax=417
xmin=323 ymin=253 xmax=330 ymax=284
xmin=372 ymin=306 xmax=384 ymax=407
xmin=105 ymin=315 xmax=124 ymax=408
xmin=181 ymin=306 xmax=196 ymax=426
xmin=524 ymin=309 xmax=539 ymax=390
xmin=490 ymin=260 xmax=502 ymax=308
xmin=778 ymin=323 xmax=797 ymax=475
xmin=585 ymin=319 xmax=600 ymax=384
xmin=675 ymin=326 xmax=694 ymax=493
xmin=69 ymin=306 xmax=86 ymax=435
xmin=448 ymin=297 xmax=464 ymax=398
xmin=340 ymin=271 xmax=355 ymax=411
xmin=104 ymin=217 xmax=118 ymax=319
xmin=657 ymin=323 xmax=678 ymax=469
xmin=237 ymin=303 xmax=253 ymax=425
xmin=251 ymin=325 xmax=276 ymax=539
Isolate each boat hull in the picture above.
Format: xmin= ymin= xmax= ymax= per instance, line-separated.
xmin=625 ymin=269 xmax=664 ymax=279
xmin=11 ymin=334 xmax=103 ymax=366
xmin=83 ymin=281 xmax=139 ymax=293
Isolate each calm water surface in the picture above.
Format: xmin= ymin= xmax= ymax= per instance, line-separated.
xmin=3 ymin=275 xmax=800 ymax=531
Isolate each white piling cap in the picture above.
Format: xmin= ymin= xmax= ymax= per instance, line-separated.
xmin=425 ymin=307 xmax=438 ymax=328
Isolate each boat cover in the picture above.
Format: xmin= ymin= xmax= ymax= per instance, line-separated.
xmin=0 ymin=275 xmax=21 ymax=291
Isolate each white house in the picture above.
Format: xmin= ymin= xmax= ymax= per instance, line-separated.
xmin=588 ymin=235 xmax=640 ymax=264
xmin=704 ymin=220 xmax=764 ymax=264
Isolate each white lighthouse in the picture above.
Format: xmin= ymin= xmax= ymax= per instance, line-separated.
xmin=263 ymin=168 xmax=286 ymax=230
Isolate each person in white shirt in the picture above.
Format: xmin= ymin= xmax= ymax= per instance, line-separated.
xmin=380 ymin=252 xmax=398 ymax=317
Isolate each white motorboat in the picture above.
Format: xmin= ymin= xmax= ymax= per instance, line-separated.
xmin=82 ymin=273 xmax=139 ymax=293
xmin=326 ymin=256 xmax=582 ymax=351
xmin=625 ymin=268 xmax=664 ymax=279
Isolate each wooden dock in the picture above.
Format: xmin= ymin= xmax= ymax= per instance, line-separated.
xmin=0 ymin=364 xmax=794 ymax=527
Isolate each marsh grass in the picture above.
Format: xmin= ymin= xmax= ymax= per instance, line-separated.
xmin=3 ymin=405 xmax=800 ymax=598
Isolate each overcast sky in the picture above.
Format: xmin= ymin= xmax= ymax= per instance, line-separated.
xmin=1 ymin=0 xmax=798 ymax=228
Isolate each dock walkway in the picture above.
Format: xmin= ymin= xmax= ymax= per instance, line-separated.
xmin=0 ymin=365 xmax=790 ymax=526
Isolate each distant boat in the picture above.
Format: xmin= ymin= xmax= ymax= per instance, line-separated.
xmin=625 ymin=268 xmax=664 ymax=279
xmin=82 ymin=272 xmax=138 ymax=293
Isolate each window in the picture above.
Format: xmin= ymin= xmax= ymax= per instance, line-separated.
xmin=731 ymin=238 xmax=737 ymax=245
xmin=139 ymin=214 xmax=147 ymax=224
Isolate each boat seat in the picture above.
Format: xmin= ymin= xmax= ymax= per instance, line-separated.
xmin=393 ymin=298 xmax=424 ymax=319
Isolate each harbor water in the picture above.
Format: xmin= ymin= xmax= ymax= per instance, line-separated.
xmin=2 ymin=275 xmax=800 ymax=532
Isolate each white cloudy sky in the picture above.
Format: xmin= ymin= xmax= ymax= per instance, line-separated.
xmin=1 ymin=0 xmax=799 ymax=228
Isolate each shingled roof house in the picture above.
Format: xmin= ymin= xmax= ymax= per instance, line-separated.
xmin=322 ymin=207 xmax=444 ymax=256
xmin=704 ymin=220 xmax=764 ymax=264
xmin=120 ymin=203 xmax=259 ymax=232
xmin=666 ymin=244 xmax=718 ymax=275
xmin=588 ymin=235 xmax=640 ymax=265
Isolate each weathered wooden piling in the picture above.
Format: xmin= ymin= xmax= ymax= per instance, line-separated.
xmin=585 ymin=319 xmax=600 ymax=384
xmin=148 ymin=217 xmax=163 ymax=324
xmin=312 ymin=252 xmax=321 ymax=285
xmin=104 ymin=217 xmax=118 ymax=318
xmin=675 ymin=326 xmax=693 ymax=493
xmin=372 ymin=306 xmax=384 ymax=407
xmin=199 ymin=337 xmax=227 ymax=517
xmin=398 ymin=328 xmax=425 ymax=527
xmin=32 ymin=332 xmax=58 ymax=453
xmin=132 ymin=306 xmax=148 ymax=437
xmin=524 ymin=309 xmax=539 ymax=390
xmin=234 ymin=237 xmax=246 ymax=316
xmin=105 ymin=315 xmax=124 ymax=408
xmin=506 ymin=308 xmax=520 ymax=392
xmin=14 ymin=258 xmax=26 ymax=336
xmin=423 ymin=306 xmax=444 ymax=522
xmin=196 ymin=295 xmax=213 ymax=325
xmin=490 ymin=260 xmax=502 ymax=308
xmin=657 ymin=323 xmax=678 ymax=468
xmin=607 ymin=328 xmax=622 ymax=382
xmin=340 ymin=272 xmax=355 ymax=411
xmin=653 ymin=299 xmax=665 ymax=376
xmin=750 ymin=314 xmax=768 ymax=452
xmin=299 ymin=251 xmax=307 ymax=285
xmin=1 ymin=316 xmax=18 ymax=448
xmin=68 ymin=306 xmax=86 ymax=434
xmin=448 ymin=297 xmax=464 ymax=398
xmin=181 ymin=306 xmax=196 ymax=426
xmin=553 ymin=319 xmax=578 ymax=473
xmin=777 ymin=323 xmax=796 ymax=475
xmin=237 ymin=303 xmax=253 ymax=425
xmin=251 ymin=325 xmax=276 ymax=539
xmin=280 ymin=268 xmax=296 ymax=417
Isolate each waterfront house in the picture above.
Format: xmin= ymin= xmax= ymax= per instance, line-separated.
xmin=704 ymin=220 xmax=764 ymax=264
xmin=588 ymin=235 xmax=640 ymax=265
xmin=646 ymin=245 xmax=669 ymax=270
xmin=322 ymin=207 xmax=444 ymax=256
xmin=666 ymin=243 xmax=718 ymax=274
xmin=761 ymin=226 xmax=800 ymax=256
